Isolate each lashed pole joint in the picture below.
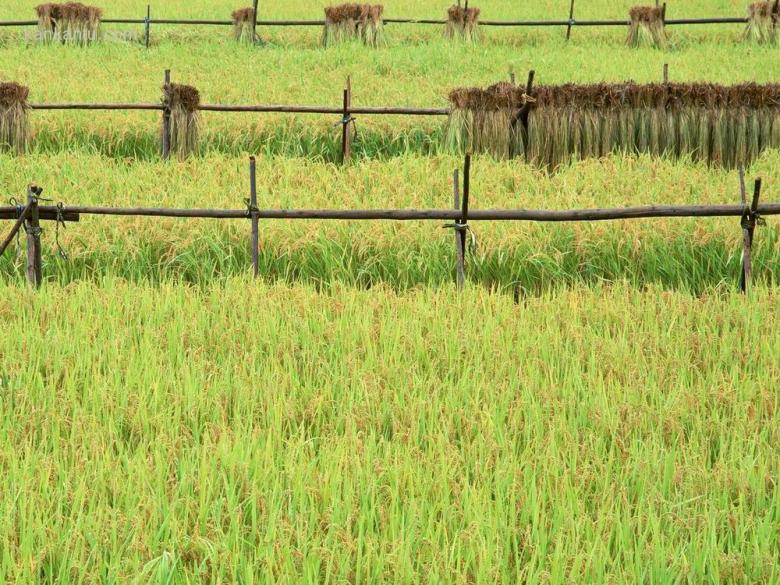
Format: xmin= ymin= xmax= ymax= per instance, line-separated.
xmin=248 ymin=156 xmax=260 ymax=278
xmin=25 ymin=185 xmax=43 ymax=288
xmin=739 ymin=171 xmax=763 ymax=294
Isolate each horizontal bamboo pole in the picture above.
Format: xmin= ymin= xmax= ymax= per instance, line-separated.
xmin=18 ymin=203 xmax=780 ymax=222
xmin=29 ymin=103 xmax=450 ymax=115
xmin=29 ymin=103 xmax=163 ymax=111
xmin=0 ymin=16 xmax=749 ymax=28
xmin=199 ymin=104 xmax=450 ymax=115
xmin=0 ymin=208 xmax=80 ymax=221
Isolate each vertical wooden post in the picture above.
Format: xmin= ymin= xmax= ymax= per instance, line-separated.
xmin=509 ymin=70 xmax=516 ymax=85
xmin=249 ymin=156 xmax=259 ymax=278
xmin=740 ymin=173 xmax=762 ymax=294
xmin=252 ymin=0 xmax=259 ymax=44
xmin=144 ymin=5 xmax=151 ymax=48
xmin=661 ymin=3 xmax=667 ymax=23
xmin=458 ymin=154 xmax=471 ymax=283
xmin=566 ymin=0 xmax=575 ymax=40
xmin=452 ymin=169 xmax=465 ymax=289
xmin=25 ymin=185 xmax=42 ymax=289
xmin=341 ymin=76 xmax=352 ymax=166
xmin=663 ymin=63 xmax=669 ymax=84
xmin=162 ymin=69 xmax=171 ymax=160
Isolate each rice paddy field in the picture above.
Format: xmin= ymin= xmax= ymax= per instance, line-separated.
xmin=1 ymin=1 xmax=779 ymax=583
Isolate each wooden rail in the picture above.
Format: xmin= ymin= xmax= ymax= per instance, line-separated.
xmin=0 ymin=157 xmax=773 ymax=292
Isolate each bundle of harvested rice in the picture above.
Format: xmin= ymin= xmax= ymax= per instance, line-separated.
xmin=445 ymin=82 xmax=533 ymax=159
xmin=35 ymin=2 xmax=102 ymax=45
xmin=323 ymin=4 xmax=384 ymax=47
xmin=447 ymin=81 xmax=780 ymax=169
xmin=626 ymin=6 xmax=667 ymax=48
xmin=231 ymin=7 xmax=256 ymax=44
xmin=445 ymin=2 xmax=480 ymax=42
xmin=163 ymin=83 xmax=201 ymax=159
xmin=0 ymin=83 xmax=29 ymax=155
xmin=743 ymin=1 xmax=780 ymax=44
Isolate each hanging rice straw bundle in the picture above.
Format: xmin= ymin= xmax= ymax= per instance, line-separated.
xmin=323 ymin=4 xmax=384 ymax=47
xmin=743 ymin=1 xmax=780 ymax=44
xmin=34 ymin=2 xmax=102 ymax=45
xmin=0 ymin=83 xmax=29 ymax=155
xmin=449 ymin=81 xmax=780 ymax=169
xmin=626 ymin=6 xmax=667 ymax=48
xmin=163 ymin=83 xmax=201 ymax=159
xmin=445 ymin=82 xmax=533 ymax=159
xmin=445 ymin=2 xmax=481 ymax=42
xmin=231 ymin=7 xmax=256 ymax=44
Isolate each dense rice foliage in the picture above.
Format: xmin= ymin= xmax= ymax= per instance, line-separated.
xmin=1 ymin=281 xmax=778 ymax=583
xmin=1 ymin=2 xmax=779 ymax=583
xmin=1 ymin=153 xmax=779 ymax=291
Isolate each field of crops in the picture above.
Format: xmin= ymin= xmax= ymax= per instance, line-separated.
xmin=1 ymin=0 xmax=779 ymax=583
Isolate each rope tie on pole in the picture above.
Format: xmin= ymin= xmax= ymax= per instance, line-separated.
xmin=442 ymin=222 xmax=478 ymax=254
xmin=244 ymin=198 xmax=259 ymax=217
xmin=334 ymin=114 xmax=358 ymax=139
xmin=54 ymin=202 xmax=69 ymax=260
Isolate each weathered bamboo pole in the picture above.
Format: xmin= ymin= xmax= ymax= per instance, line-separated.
xmin=740 ymin=174 xmax=763 ymax=293
xmin=8 ymin=203 xmax=780 ymax=222
xmin=566 ymin=0 xmax=575 ymax=40
xmin=249 ymin=156 xmax=259 ymax=277
xmin=252 ymin=0 xmax=259 ymax=43
xmin=452 ymin=169 xmax=465 ymax=289
xmin=0 ymin=202 xmax=32 ymax=258
xmin=162 ymin=69 xmax=171 ymax=160
xmin=25 ymin=186 xmax=42 ymax=288
xmin=144 ymin=5 xmax=151 ymax=48
xmin=341 ymin=76 xmax=352 ymax=165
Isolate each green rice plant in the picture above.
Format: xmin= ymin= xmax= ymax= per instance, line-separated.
xmin=743 ymin=1 xmax=780 ymax=44
xmin=0 ymin=82 xmax=28 ymax=154
xmin=626 ymin=6 xmax=667 ymax=49
xmin=231 ymin=7 xmax=255 ymax=44
xmin=163 ymin=83 xmax=200 ymax=159
xmin=323 ymin=3 xmax=384 ymax=48
xmin=0 ymin=279 xmax=778 ymax=582
xmin=444 ymin=3 xmax=480 ymax=43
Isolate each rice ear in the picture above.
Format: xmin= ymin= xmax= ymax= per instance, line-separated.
xmin=35 ymin=2 xmax=102 ymax=44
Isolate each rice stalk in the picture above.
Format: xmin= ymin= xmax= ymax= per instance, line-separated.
xmin=0 ymin=82 xmax=29 ymax=155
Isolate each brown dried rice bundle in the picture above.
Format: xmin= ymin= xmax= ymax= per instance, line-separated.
xmin=231 ymin=7 xmax=256 ymax=44
xmin=447 ymin=81 xmax=780 ymax=169
xmin=743 ymin=1 xmax=780 ymax=44
xmin=445 ymin=3 xmax=480 ymax=42
xmin=626 ymin=6 xmax=667 ymax=48
xmin=0 ymin=82 xmax=29 ymax=155
xmin=163 ymin=83 xmax=201 ymax=159
xmin=445 ymin=82 xmax=534 ymax=159
xmin=34 ymin=2 xmax=102 ymax=45
xmin=323 ymin=4 xmax=384 ymax=47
